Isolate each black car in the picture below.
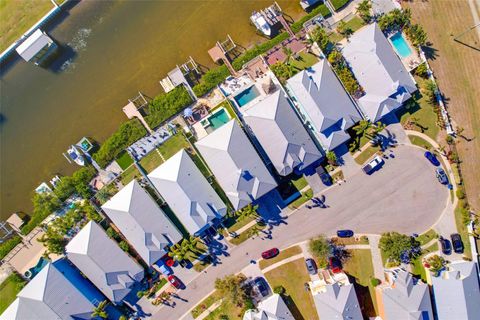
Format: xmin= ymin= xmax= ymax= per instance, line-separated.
xmin=305 ymin=258 xmax=317 ymax=275
xmin=337 ymin=230 xmax=354 ymax=238
xmin=253 ymin=277 xmax=269 ymax=297
xmin=439 ymin=237 xmax=452 ymax=255
xmin=450 ymin=233 xmax=464 ymax=254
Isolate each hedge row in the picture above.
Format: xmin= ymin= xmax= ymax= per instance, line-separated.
xmin=291 ymin=4 xmax=331 ymax=33
xmin=21 ymin=193 xmax=62 ymax=235
xmin=92 ymin=119 xmax=147 ymax=168
xmin=145 ymin=86 xmax=193 ymax=129
xmin=0 ymin=235 xmax=22 ymax=260
xmin=192 ymin=65 xmax=230 ymax=97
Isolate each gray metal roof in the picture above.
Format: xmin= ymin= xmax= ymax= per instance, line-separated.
xmin=148 ymin=150 xmax=227 ymax=235
xmin=195 ymin=120 xmax=277 ymax=210
xmin=342 ymin=23 xmax=417 ymax=122
xmin=382 ymin=269 xmax=433 ymax=320
xmin=242 ymin=89 xmax=322 ymax=176
xmin=431 ymin=261 xmax=480 ymax=320
xmin=66 ymin=221 xmax=144 ymax=303
xmin=286 ymin=60 xmax=362 ymax=151
xmin=15 ymin=29 xmax=53 ymax=62
xmin=102 ymin=180 xmax=182 ymax=266
xmin=312 ymin=282 xmax=363 ymax=320
xmin=243 ymin=294 xmax=294 ymax=320
xmin=0 ymin=263 xmax=94 ymax=320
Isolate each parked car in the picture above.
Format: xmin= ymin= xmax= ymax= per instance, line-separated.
xmin=337 ymin=230 xmax=354 ymax=238
xmin=304 ymin=282 xmax=310 ymax=291
xmin=424 ymin=151 xmax=440 ymax=166
xmin=329 ymin=257 xmax=342 ymax=273
xmin=362 ymin=155 xmax=384 ymax=174
xmin=253 ymin=277 xmax=269 ymax=297
xmin=450 ymin=233 xmax=464 ymax=254
xmin=436 ymin=168 xmax=449 ymax=184
xmin=439 ymin=237 xmax=452 ymax=255
xmin=261 ymin=248 xmax=279 ymax=259
xmin=305 ymin=258 xmax=317 ymax=275
xmin=167 ymin=275 xmax=182 ymax=289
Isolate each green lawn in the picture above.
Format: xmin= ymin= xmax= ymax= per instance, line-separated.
xmin=191 ymin=291 xmax=221 ymax=318
xmin=0 ymin=0 xmax=55 ymax=52
xmin=204 ymin=298 xmax=248 ymax=320
xmin=408 ymin=135 xmax=433 ymax=150
xmin=157 ymin=133 xmax=191 ymax=160
xmin=120 ymin=165 xmax=140 ymax=185
xmin=229 ymin=223 xmax=266 ymax=246
xmin=265 ymin=259 xmax=319 ymax=320
xmin=342 ymin=249 xmax=378 ymax=317
xmin=259 ymin=245 xmax=302 ymax=270
xmin=331 ymin=236 xmax=369 ymax=246
xmin=289 ymin=52 xmax=319 ymax=71
xmin=354 ymin=145 xmax=380 ymax=164
xmin=328 ymin=31 xmax=344 ymax=44
xmin=291 ymin=174 xmax=308 ymax=191
xmin=411 ymin=242 xmax=439 ymax=282
xmin=0 ymin=273 xmax=26 ymax=313
xmin=417 ymin=229 xmax=438 ymax=246
xmin=139 ymin=150 xmax=163 ymax=173
xmin=211 ymin=100 xmax=238 ymax=120
xmin=454 ymin=204 xmax=472 ymax=260
xmin=344 ymin=15 xmax=365 ymax=32
xmin=115 ymin=151 xmax=134 ymax=170
xmin=287 ymin=188 xmax=313 ymax=210
xmin=227 ymin=215 xmax=257 ymax=233
xmin=330 ymin=0 xmax=350 ymax=11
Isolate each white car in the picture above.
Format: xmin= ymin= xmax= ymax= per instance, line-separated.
xmin=362 ymin=155 xmax=384 ymax=174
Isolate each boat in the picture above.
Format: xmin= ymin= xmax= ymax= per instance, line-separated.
xmin=250 ymin=11 xmax=273 ymax=37
xmin=35 ymin=182 xmax=52 ymax=194
xmin=49 ymin=175 xmax=61 ymax=189
xmin=67 ymin=145 xmax=85 ymax=166
xmin=300 ymin=0 xmax=322 ymax=11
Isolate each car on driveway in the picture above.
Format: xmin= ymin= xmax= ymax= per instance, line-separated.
xmin=329 ymin=257 xmax=342 ymax=273
xmin=362 ymin=155 xmax=384 ymax=174
xmin=253 ymin=277 xmax=269 ymax=297
xmin=305 ymin=258 xmax=317 ymax=275
xmin=337 ymin=230 xmax=354 ymax=238
xmin=424 ymin=151 xmax=440 ymax=166
xmin=439 ymin=237 xmax=452 ymax=255
xmin=436 ymin=168 xmax=449 ymax=184
xmin=450 ymin=233 xmax=464 ymax=254
xmin=261 ymin=248 xmax=279 ymax=259
xmin=167 ymin=275 xmax=182 ymax=289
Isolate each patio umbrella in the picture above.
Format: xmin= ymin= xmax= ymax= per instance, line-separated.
xmin=183 ymin=107 xmax=193 ymax=118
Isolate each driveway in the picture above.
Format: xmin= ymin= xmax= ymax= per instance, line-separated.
xmin=149 ymin=145 xmax=448 ymax=320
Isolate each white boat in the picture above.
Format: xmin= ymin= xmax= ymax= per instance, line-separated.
xmin=49 ymin=175 xmax=61 ymax=189
xmin=250 ymin=11 xmax=272 ymax=37
xmin=67 ymin=145 xmax=85 ymax=166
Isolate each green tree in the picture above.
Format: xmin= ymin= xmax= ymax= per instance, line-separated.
xmin=282 ymin=46 xmax=293 ymax=64
xmin=414 ymin=63 xmax=428 ymax=78
xmin=54 ymin=176 xmax=75 ymax=201
xmin=309 ymin=27 xmax=331 ymax=52
xmin=168 ymin=242 xmax=188 ymax=262
xmin=426 ymin=255 xmax=445 ymax=275
xmin=214 ymin=274 xmax=248 ymax=307
xmin=423 ymin=80 xmax=438 ymax=105
xmin=326 ymin=151 xmax=338 ymax=166
xmin=270 ymin=62 xmax=296 ymax=83
xmin=406 ymin=24 xmax=427 ymax=47
xmin=309 ymin=235 xmax=331 ymax=268
xmin=356 ymin=0 xmax=372 ymax=23
xmin=72 ymin=166 xmax=97 ymax=198
xmin=337 ymin=20 xmax=353 ymax=38
xmin=379 ymin=232 xmax=420 ymax=264
xmin=235 ymin=203 xmax=259 ymax=220
xmin=91 ymin=300 xmax=109 ymax=319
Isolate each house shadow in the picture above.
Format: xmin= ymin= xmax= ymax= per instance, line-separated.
xmin=283 ymin=294 xmax=305 ymax=320
xmin=256 ymin=189 xmax=286 ymax=222
xmin=347 ymin=276 xmax=377 ymax=318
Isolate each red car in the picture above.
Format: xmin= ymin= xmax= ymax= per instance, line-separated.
xmin=329 ymin=257 xmax=342 ymax=273
xmin=167 ymin=275 xmax=181 ymax=289
xmin=261 ymin=248 xmax=279 ymax=259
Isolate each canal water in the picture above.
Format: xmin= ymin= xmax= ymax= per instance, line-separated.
xmin=0 ymin=0 xmax=303 ymax=218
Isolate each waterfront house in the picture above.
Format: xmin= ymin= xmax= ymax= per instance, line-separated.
xmin=309 ymin=270 xmax=363 ymax=320
xmin=0 ymin=263 xmax=95 ymax=320
xmin=242 ymin=88 xmax=322 ymax=176
xmin=378 ymin=268 xmax=433 ymax=320
xmin=148 ymin=150 xmax=228 ymax=235
xmin=195 ymin=120 xmax=277 ymax=210
xmin=66 ymin=221 xmax=144 ymax=304
xmin=431 ymin=261 xmax=480 ymax=319
xmin=101 ymin=180 xmax=182 ymax=266
xmin=342 ymin=23 xmax=417 ymax=123
xmin=243 ymin=294 xmax=294 ymax=320
xmin=286 ymin=60 xmax=363 ymax=151
xmin=15 ymin=29 xmax=58 ymax=66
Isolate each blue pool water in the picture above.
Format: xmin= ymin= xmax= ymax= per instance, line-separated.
xmin=234 ymin=86 xmax=260 ymax=107
xmin=25 ymin=257 xmax=49 ymax=279
xmin=207 ymin=108 xmax=230 ymax=129
xmin=390 ymin=32 xmax=412 ymax=58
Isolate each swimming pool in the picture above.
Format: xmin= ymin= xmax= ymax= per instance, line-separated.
xmin=24 ymin=257 xmax=49 ymax=279
xmin=390 ymin=32 xmax=412 ymax=58
xmin=201 ymin=108 xmax=231 ymax=130
xmin=234 ymin=85 xmax=260 ymax=107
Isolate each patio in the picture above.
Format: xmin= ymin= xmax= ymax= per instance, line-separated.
xmin=265 ymin=36 xmax=307 ymax=65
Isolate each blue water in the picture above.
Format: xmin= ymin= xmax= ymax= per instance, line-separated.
xmin=26 ymin=257 xmax=49 ymax=278
xmin=208 ymin=109 xmax=230 ymax=129
xmin=234 ymin=86 xmax=260 ymax=107
xmin=390 ymin=32 xmax=412 ymax=58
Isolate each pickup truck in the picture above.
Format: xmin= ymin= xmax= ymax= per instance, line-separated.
xmin=362 ymin=155 xmax=384 ymax=174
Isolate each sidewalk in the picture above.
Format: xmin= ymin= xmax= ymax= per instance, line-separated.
xmin=368 ymin=235 xmax=386 ymax=281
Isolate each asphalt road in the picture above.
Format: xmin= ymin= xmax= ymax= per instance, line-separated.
xmin=150 ymin=145 xmax=448 ymax=320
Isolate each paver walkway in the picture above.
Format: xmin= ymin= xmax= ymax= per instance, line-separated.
xmin=368 ymin=235 xmax=386 ymax=281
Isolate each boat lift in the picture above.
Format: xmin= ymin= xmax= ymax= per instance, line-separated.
xmin=208 ymin=35 xmax=238 ymax=76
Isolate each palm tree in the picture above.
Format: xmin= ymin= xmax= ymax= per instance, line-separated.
xmin=282 ymin=47 xmax=293 ymax=65
xmin=326 ymin=151 xmax=338 ymax=166
xmin=456 ymin=126 xmax=465 ymax=139
xmin=353 ymin=120 xmax=371 ymax=143
xmin=91 ymin=300 xmax=109 ymax=319
xmin=356 ymin=0 xmax=372 ymax=23
xmin=168 ymin=243 xmax=187 ymax=262
xmin=437 ymin=144 xmax=446 ymax=156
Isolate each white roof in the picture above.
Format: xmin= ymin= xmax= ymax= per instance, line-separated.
xmin=195 ymin=120 xmax=277 ymax=210
xmin=243 ymin=294 xmax=294 ymax=320
xmin=102 ymin=180 xmax=182 ymax=266
xmin=382 ymin=269 xmax=433 ymax=320
xmin=287 ymin=60 xmax=362 ymax=150
xmin=66 ymin=221 xmax=144 ymax=303
xmin=148 ymin=150 xmax=227 ymax=235
xmin=311 ymin=282 xmax=363 ymax=320
xmin=431 ymin=261 xmax=480 ymax=320
xmin=0 ymin=263 xmax=94 ymax=320
xmin=16 ymin=29 xmax=53 ymax=62
xmin=342 ymin=23 xmax=417 ymax=122
xmin=243 ymin=89 xmax=322 ymax=176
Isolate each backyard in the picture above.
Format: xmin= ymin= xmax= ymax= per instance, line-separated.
xmin=264 ymin=258 xmax=319 ymax=320
xmin=0 ymin=273 xmax=26 ymax=313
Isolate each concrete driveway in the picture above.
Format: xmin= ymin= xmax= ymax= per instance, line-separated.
xmin=149 ymin=145 xmax=448 ymax=320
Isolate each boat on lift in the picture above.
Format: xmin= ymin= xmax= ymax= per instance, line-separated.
xmin=67 ymin=145 xmax=85 ymax=166
xmin=250 ymin=11 xmax=273 ymax=37
xmin=49 ymin=175 xmax=61 ymax=189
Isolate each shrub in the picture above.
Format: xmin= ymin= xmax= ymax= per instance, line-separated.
xmin=414 ymin=63 xmax=428 ymax=78
xmin=146 ymin=86 xmax=193 ymax=129
xmin=0 ymin=235 xmax=22 ymax=260
xmin=54 ymin=176 xmax=76 ymax=201
xmin=106 ymin=227 xmax=120 ymax=241
xmin=72 ymin=166 xmax=97 ymax=198
xmin=21 ymin=193 xmax=62 ymax=235
xmin=192 ymin=65 xmax=230 ymax=97
xmin=405 ymin=24 xmax=427 ymax=47
xmin=456 ymin=187 xmax=466 ymax=200
xmin=309 ymin=235 xmax=330 ymax=268
xmin=378 ymin=8 xmax=412 ymax=32
xmin=119 ymin=240 xmax=130 ymax=252
xmin=273 ymin=285 xmax=286 ymax=295
xmin=379 ymin=232 xmax=421 ymax=264
xmin=270 ymin=62 xmax=296 ymax=83
xmin=93 ymin=119 xmax=147 ymax=168
xmin=370 ymin=277 xmax=381 ymax=287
